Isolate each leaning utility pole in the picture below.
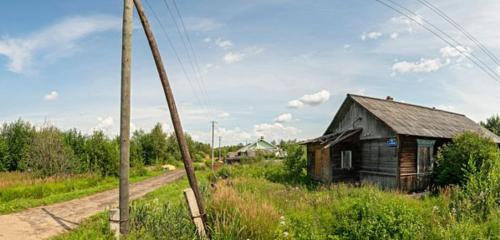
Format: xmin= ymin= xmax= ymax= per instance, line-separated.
xmin=133 ymin=0 xmax=209 ymax=234
xmin=210 ymin=120 xmax=216 ymax=170
xmin=119 ymin=0 xmax=133 ymax=235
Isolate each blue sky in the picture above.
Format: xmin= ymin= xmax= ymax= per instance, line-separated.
xmin=1 ymin=0 xmax=499 ymax=145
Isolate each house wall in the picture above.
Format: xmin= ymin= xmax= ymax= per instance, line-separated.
xmin=359 ymin=138 xmax=398 ymax=189
xmin=306 ymin=143 xmax=331 ymax=182
xmin=398 ymin=135 xmax=449 ymax=192
xmin=329 ymin=142 xmax=359 ymax=182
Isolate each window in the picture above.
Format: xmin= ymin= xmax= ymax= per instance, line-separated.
xmin=417 ymin=139 xmax=435 ymax=174
xmin=341 ymin=150 xmax=352 ymax=169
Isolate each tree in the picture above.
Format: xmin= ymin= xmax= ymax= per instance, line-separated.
xmin=0 ymin=137 xmax=8 ymax=171
xmin=85 ymin=131 xmax=119 ymax=176
xmin=481 ymin=114 xmax=500 ymax=136
xmin=433 ymin=132 xmax=499 ymax=186
xmin=1 ymin=119 xmax=35 ymax=171
xmin=283 ymin=143 xmax=306 ymax=177
xmin=63 ymin=129 xmax=87 ymax=172
xmin=23 ymin=127 xmax=76 ymax=177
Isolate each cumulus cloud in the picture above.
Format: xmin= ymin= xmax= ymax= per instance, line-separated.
xmin=203 ymin=37 xmax=211 ymax=43
xmin=288 ymin=90 xmax=331 ymax=108
xmin=497 ymin=66 xmax=500 ymax=76
xmin=218 ymin=112 xmax=230 ymax=118
xmin=223 ymin=46 xmax=263 ymax=64
xmin=215 ymin=38 xmax=233 ymax=49
xmin=439 ymin=45 xmax=472 ymax=59
xmin=287 ymin=100 xmax=304 ymax=109
xmin=361 ymin=31 xmax=383 ymax=40
xmin=392 ymin=58 xmax=444 ymax=74
xmin=254 ymin=122 xmax=299 ymax=141
xmin=92 ymin=116 xmax=114 ymax=133
xmin=273 ymin=113 xmax=292 ymax=123
xmin=0 ymin=15 xmax=120 ymax=73
xmin=44 ymin=91 xmax=58 ymax=101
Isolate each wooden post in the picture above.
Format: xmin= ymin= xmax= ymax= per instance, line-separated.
xmin=119 ymin=0 xmax=133 ymax=235
xmin=183 ymin=188 xmax=207 ymax=238
xmin=133 ymin=0 xmax=209 ymax=235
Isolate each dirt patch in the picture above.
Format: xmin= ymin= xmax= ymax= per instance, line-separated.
xmin=0 ymin=170 xmax=185 ymax=240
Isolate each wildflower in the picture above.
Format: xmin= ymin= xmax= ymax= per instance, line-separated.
xmin=283 ymin=232 xmax=289 ymax=237
xmin=432 ymin=206 xmax=439 ymax=212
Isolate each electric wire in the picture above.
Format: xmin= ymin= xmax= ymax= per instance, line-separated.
xmin=375 ymin=0 xmax=500 ymax=83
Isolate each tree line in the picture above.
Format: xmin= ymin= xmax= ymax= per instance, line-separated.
xmin=0 ymin=119 xmax=210 ymax=177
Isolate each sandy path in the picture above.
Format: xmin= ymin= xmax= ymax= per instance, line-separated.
xmin=0 ymin=170 xmax=185 ymax=240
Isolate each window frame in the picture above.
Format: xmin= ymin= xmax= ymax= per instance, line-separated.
xmin=340 ymin=150 xmax=352 ymax=169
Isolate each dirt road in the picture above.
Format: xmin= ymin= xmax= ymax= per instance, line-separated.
xmin=0 ymin=170 xmax=185 ymax=240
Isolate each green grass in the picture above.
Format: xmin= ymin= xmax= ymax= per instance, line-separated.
xmin=53 ymin=163 xmax=500 ymax=240
xmin=0 ymin=167 xmax=165 ymax=214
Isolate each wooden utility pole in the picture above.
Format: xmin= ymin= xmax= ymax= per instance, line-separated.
xmin=211 ymin=121 xmax=216 ymax=170
xmin=133 ymin=0 xmax=209 ymax=234
xmin=119 ymin=0 xmax=133 ymax=235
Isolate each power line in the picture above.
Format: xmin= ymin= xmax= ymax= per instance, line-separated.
xmin=375 ymin=0 xmax=500 ymax=83
xmin=162 ymin=0 xmax=216 ymax=119
xmin=143 ymin=0 xmax=210 ymax=112
xmin=416 ymin=0 xmax=500 ymax=66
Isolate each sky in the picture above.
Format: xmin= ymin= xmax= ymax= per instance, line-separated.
xmin=0 ymin=0 xmax=499 ymax=145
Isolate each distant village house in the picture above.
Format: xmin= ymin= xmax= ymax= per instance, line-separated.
xmin=302 ymin=94 xmax=500 ymax=192
xmin=226 ymin=137 xmax=285 ymax=163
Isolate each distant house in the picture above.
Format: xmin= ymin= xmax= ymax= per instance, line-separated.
xmin=226 ymin=137 xmax=285 ymax=163
xmin=302 ymin=94 xmax=500 ymax=192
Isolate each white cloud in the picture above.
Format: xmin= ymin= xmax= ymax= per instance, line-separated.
xmin=184 ymin=17 xmax=223 ymax=32
xmin=254 ymin=123 xmax=299 ymax=141
xmin=203 ymin=37 xmax=211 ymax=43
xmin=223 ymin=46 xmax=263 ymax=64
xmin=287 ymin=90 xmax=331 ymax=108
xmin=215 ymin=38 xmax=233 ymax=49
xmin=44 ymin=91 xmax=58 ymax=101
xmin=273 ymin=113 xmax=292 ymax=123
xmin=392 ymin=58 xmax=444 ymax=74
xmin=343 ymin=44 xmax=351 ymax=49
xmin=390 ymin=32 xmax=399 ymax=39
xmin=223 ymin=52 xmax=244 ymax=64
xmin=361 ymin=31 xmax=383 ymax=40
xmin=287 ymin=100 xmax=304 ymax=109
xmin=437 ymin=104 xmax=456 ymax=111
xmin=0 ymin=15 xmax=120 ymax=73
xmin=496 ymin=66 xmax=500 ymax=76
xmin=92 ymin=116 xmax=114 ymax=133
xmin=439 ymin=45 xmax=472 ymax=59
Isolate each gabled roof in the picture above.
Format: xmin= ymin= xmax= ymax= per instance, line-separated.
xmin=328 ymin=94 xmax=500 ymax=143
xmin=238 ymin=138 xmax=279 ymax=152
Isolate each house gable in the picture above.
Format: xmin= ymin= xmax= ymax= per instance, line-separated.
xmin=324 ymin=96 xmax=396 ymax=140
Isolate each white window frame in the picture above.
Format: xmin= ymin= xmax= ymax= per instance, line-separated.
xmin=341 ymin=150 xmax=352 ymax=169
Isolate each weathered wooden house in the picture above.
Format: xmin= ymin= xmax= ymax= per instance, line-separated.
xmin=303 ymin=94 xmax=500 ymax=192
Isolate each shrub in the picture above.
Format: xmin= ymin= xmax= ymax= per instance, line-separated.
xmin=22 ymin=127 xmax=77 ymax=177
xmin=433 ymin=132 xmax=499 ymax=186
xmin=85 ymin=131 xmax=119 ymax=177
xmin=1 ymin=120 xmax=35 ymax=171
xmin=0 ymin=138 xmax=8 ymax=171
xmin=283 ymin=143 xmax=306 ymax=178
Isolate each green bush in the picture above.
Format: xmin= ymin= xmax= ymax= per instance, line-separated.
xmin=433 ymin=132 xmax=499 ymax=186
xmin=1 ymin=119 xmax=35 ymax=171
xmin=84 ymin=131 xmax=119 ymax=177
xmin=283 ymin=143 xmax=306 ymax=177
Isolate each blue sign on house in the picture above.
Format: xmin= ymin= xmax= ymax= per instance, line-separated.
xmin=387 ymin=138 xmax=397 ymax=147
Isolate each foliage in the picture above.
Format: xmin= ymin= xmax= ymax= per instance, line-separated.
xmin=0 ymin=119 xmax=35 ymax=171
xmin=84 ymin=131 xmax=119 ymax=177
xmin=283 ymin=142 xmax=306 ymax=178
xmin=0 ymin=137 xmax=8 ymax=171
xmin=481 ymin=114 xmax=500 ymax=136
xmin=22 ymin=127 xmax=76 ymax=177
xmin=433 ymin=132 xmax=499 ymax=186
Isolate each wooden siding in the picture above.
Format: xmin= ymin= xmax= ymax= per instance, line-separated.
xmin=398 ymin=135 xmax=449 ymax=192
xmin=327 ymin=99 xmax=395 ymax=140
xmin=358 ymin=138 xmax=398 ymax=189
xmin=306 ymin=143 xmax=331 ymax=182
xmin=330 ymin=142 xmax=359 ymax=182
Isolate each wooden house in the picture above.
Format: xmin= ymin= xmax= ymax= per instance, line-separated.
xmin=302 ymin=94 xmax=500 ymax=192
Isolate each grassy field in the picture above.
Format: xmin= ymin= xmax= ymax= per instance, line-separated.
xmin=54 ymin=162 xmax=499 ymax=240
xmin=0 ymin=167 xmax=165 ymax=214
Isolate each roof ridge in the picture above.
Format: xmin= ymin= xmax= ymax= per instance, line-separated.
xmin=347 ymin=93 xmax=466 ymax=116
